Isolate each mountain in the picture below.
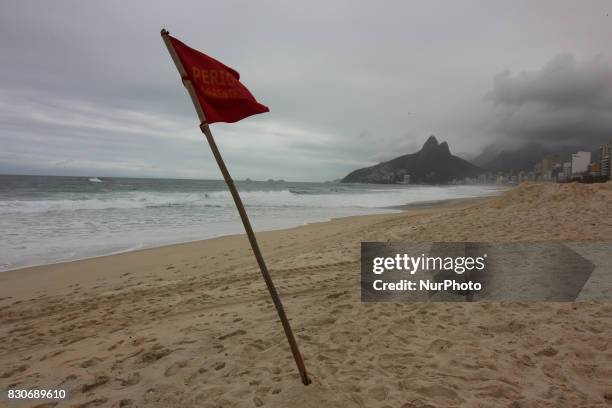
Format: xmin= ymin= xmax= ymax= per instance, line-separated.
xmin=341 ymin=136 xmax=482 ymax=184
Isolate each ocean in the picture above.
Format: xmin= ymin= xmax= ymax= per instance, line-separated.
xmin=0 ymin=174 xmax=501 ymax=272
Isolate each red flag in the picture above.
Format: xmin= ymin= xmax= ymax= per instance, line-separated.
xmin=169 ymin=35 xmax=269 ymax=124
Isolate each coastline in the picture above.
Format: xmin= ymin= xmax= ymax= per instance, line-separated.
xmin=0 ymin=195 xmax=485 ymax=275
xmin=384 ymin=195 xmax=493 ymax=210
xmin=1 ymin=182 xmax=611 ymax=408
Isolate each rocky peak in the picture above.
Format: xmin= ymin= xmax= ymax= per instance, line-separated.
xmin=420 ymin=136 xmax=451 ymax=158
xmin=439 ymin=141 xmax=450 ymax=155
xmin=422 ymin=135 xmax=439 ymax=151
xmin=341 ymin=134 xmax=481 ymax=184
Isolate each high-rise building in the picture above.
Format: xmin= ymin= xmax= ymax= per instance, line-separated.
xmin=557 ymin=162 xmax=572 ymax=181
xmin=600 ymin=141 xmax=611 ymax=179
xmin=571 ymin=151 xmax=591 ymax=175
xmin=541 ymin=155 xmax=561 ymax=172
xmin=539 ymin=155 xmax=561 ymax=181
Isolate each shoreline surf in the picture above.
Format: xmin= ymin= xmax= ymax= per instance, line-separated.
xmin=0 ymin=175 xmax=502 ymax=273
xmin=0 ymin=195 xmax=489 ymax=274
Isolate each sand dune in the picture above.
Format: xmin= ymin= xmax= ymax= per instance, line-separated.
xmin=1 ymin=182 xmax=611 ymax=407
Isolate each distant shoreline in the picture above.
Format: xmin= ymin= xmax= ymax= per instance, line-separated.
xmin=384 ymin=195 xmax=494 ymax=211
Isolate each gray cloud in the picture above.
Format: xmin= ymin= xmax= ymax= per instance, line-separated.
xmin=1 ymin=1 xmax=611 ymax=180
xmin=486 ymin=54 xmax=612 ymax=148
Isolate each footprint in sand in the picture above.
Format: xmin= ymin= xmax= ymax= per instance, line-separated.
xmin=426 ymin=338 xmax=452 ymax=353
xmin=40 ymin=349 xmax=67 ymax=361
xmin=80 ymin=357 xmax=103 ymax=368
xmin=116 ymin=372 xmax=141 ymax=386
xmin=1 ymin=364 xmax=28 ymax=378
xmin=80 ymin=375 xmax=109 ymax=393
xmin=416 ymin=384 xmax=461 ymax=402
xmin=534 ymin=346 xmax=558 ymax=357
xmin=164 ymin=361 xmax=188 ymax=377
xmin=137 ymin=345 xmax=172 ymax=366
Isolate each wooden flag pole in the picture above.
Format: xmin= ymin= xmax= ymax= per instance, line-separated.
xmin=160 ymin=29 xmax=311 ymax=386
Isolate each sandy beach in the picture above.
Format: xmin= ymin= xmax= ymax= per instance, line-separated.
xmin=1 ymin=182 xmax=611 ymax=408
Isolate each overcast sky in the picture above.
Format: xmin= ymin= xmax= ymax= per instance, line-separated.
xmin=1 ymin=1 xmax=611 ymax=181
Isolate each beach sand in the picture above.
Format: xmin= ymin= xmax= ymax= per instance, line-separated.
xmin=1 ymin=182 xmax=611 ymax=407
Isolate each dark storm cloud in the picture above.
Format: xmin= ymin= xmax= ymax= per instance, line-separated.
xmin=1 ymin=1 xmax=611 ymax=180
xmin=487 ymin=54 xmax=612 ymax=148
